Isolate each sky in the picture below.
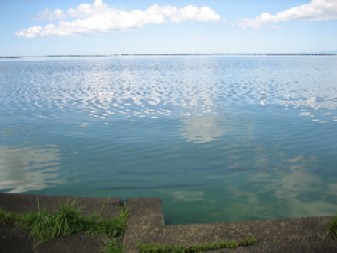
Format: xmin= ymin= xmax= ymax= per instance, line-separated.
xmin=1 ymin=0 xmax=337 ymax=56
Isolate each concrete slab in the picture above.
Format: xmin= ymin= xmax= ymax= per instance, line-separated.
xmin=0 ymin=223 xmax=33 ymax=253
xmin=122 ymin=198 xmax=164 ymax=252
xmin=122 ymin=198 xmax=337 ymax=253
xmin=0 ymin=193 xmax=122 ymax=217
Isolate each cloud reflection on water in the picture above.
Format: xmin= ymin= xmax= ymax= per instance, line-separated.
xmin=162 ymin=149 xmax=337 ymax=223
xmin=181 ymin=114 xmax=223 ymax=143
xmin=0 ymin=146 xmax=64 ymax=193
xmin=225 ymin=153 xmax=337 ymax=220
xmin=170 ymin=191 xmax=204 ymax=202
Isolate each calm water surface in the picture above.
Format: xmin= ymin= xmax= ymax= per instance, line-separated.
xmin=1 ymin=56 xmax=337 ymax=224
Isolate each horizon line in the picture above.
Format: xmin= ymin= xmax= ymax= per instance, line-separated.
xmin=1 ymin=53 xmax=337 ymax=58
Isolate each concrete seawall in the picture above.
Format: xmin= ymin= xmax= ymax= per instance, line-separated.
xmin=1 ymin=193 xmax=336 ymax=252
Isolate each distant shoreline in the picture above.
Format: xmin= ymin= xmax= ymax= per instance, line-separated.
xmin=1 ymin=53 xmax=337 ymax=59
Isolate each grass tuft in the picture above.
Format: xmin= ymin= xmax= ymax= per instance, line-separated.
xmin=328 ymin=216 xmax=337 ymax=238
xmin=137 ymin=236 xmax=256 ymax=253
xmin=0 ymin=208 xmax=16 ymax=223
xmin=0 ymin=201 xmax=128 ymax=250
xmin=88 ymin=208 xmax=128 ymax=238
xmin=16 ymin=201 xmax=87 ymax=246
xmin=102 ymin=237 xmax=123 ymax=253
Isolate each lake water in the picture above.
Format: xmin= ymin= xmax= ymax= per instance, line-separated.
xmin=1 ymin=56 xmax=337 ymax=224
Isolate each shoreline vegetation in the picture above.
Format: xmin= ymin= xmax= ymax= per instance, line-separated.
xmin=0 ymin=201 xmax=128 ymax=252
xmin=137 ymin=237 xmax=257 ymax=253
xmin=1 ymin=53 xmax=337 ymax=59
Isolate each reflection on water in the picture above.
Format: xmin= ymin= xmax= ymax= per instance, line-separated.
xmin=0 ymin=146 xmax=63 ymax=193
xmin=163 ymin=168 xmax=337 ymax=223
xmin=170 ymin=191 xmax=204 ymax=202
xmin=276 ymin=171 xmax=336 ymax=216
xmin=181 ymin=114 xmax=223 ymax=143
xmin=0 ymin=56 xmax=337 ymax=223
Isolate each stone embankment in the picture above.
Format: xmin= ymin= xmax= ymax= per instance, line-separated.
xmin=1 ymin=193 xmax=336 ymax=252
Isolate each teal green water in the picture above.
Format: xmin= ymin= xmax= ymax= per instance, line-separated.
xmin=1 ymin=56 xmax=337 ymax=224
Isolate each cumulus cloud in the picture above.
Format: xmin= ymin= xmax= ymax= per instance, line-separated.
xmin=35 ymin=8 xmax=66 ymax=21
xmin=16 ymin=0 xmax=220 ymax=38
xmin=237 ymin=0 xmax=337 ymax=28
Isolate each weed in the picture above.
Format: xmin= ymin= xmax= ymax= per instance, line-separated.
xmin=0 ymin=201 xmax=128 ymax=250
xmin=88 ymin=208 xmax=128 ymax=238
xmin=137 ymin=236 xmax=256 ymax=253
xmin=102 ymin=237 xmax=123 ymax=253
xmin=328 ymin=216 xmax=337 ymax=238
xmin=0 ymin=208 xmax=15 ymax=223
xmin=15 ymin=201 xmax=88 ymax=246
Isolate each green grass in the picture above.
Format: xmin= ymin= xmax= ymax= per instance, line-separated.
xmin=102 ymin=237 xmax=123 ymax=253
xmin=0 ymin=201 xmax=128 ymax=252
xmin=328 ymin=215 xmax=337 ymax=238
xmin=137 ymin=236 xmax=257 ymax=253
xmin=0 ymin=208 xmax=16 ymax=223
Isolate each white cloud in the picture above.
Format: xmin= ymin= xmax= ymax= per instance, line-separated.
xmin=16 ymin=0 xmax=220 ymax=38
xmin=237 ymin=0 xmax=337 ymax=28
xmin=36 ymin=8 xmax=66 ymax=21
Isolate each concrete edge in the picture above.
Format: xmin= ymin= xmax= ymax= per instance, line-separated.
xmin=1 ymin=193 xmax=336 ymax=253
xmin=122 ymin=198 xmax=337 ymax=253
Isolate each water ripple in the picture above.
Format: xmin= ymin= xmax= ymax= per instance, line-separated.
xmin=1 ymin=57 xmax=337 ymax=122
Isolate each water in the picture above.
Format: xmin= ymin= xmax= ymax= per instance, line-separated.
xmin=1 ymin=55 xmax=337 ymax=224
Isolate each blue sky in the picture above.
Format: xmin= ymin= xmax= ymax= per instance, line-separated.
xmin=1 ymin=0 xmax=337 ymax=56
